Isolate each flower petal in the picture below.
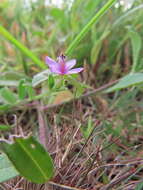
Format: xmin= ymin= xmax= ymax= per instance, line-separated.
xmin=66 ymin=68 xmax=84 ymax=74
xmin=45 ymin=56 xmax=57 ymax=66
xmin=65 ymin=59 xmax=76 ymax=70
xmin=45 ymin=56 xmax=60 ymax=73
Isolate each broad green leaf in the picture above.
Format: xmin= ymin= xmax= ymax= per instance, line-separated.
xmin=0 ymin=125 xmax=11 ymax=131
xmin=130 ymin=31 xmax=142 ymax=72
xmin=106 ymin=73 xmax=143 ymax=92
xmin=32 ymin=70 xmax=51 ymax=87
xmin=0 ymin=136 xmax=54 ymax=184
xmin=0 ymin=154 xmax=19 ymax=182
xmin=0 ymin=87 xmax=17 ymax=104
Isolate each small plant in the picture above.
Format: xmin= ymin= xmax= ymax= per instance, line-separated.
xmin=1 ymin=0 xmax=143 ymax=189
xmin=0 ymin=0 xmax=117 ymax=185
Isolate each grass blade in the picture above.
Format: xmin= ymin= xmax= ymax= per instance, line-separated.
xmin=130 ymin=30 xmax=142 ymax=73
xmin=0 ymin=25 xmax=46 ymax=69
xmin=65 ymin=0 xmax=117 ymax=56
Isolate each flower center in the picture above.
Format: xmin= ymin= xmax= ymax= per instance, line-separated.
xmin=58 ymin=55 xmax=66 ymax=74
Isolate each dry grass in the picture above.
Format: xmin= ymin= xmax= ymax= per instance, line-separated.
xmin=1 ymin=86 xmax=143 ymax=190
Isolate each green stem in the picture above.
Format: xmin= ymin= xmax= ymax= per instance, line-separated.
xmin=65 ymin=0 xmax=117 ymax=56
xmin=0 ymin=25 xmax=46 ymax=69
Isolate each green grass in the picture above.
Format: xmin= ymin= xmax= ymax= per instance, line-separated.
xmin=0 ymin=0 xmax=143 ymax=189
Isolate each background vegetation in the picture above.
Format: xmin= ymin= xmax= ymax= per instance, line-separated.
xmin=0 ymin=0 xmax=143 ymax=189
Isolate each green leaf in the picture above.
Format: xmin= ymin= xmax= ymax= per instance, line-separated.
xmin=48 ymin=74 xmax=55 ymax=89
xmin=135 ymin=182 xmax=143 ymax=190
xmin=32 ymin=70 xmax=51 ymax=87
xmin=0 ymin=87 xmax=17 ymax=104
xmin=106 ymin=73 xmax=143 ymax=92
xmin=130 ymin=31 xmax=142 ymax=72
xmin=0 ymin=136 xmax=54 ymax=184
xmin=0 ymin=104 xmax=11 ymax=113
xmin=18 ymin=80 xmax=27 ymax=100
xmin=0 ymin=154 xmax=19 ymax=182
xmin=26 ymin=85 xmax=36 ymax=100
xmin=0 ymin=125 xmax=11 ymax=131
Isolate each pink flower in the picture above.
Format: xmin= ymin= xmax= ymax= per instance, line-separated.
xmin=45 ymin=55 xmax=83 ymax=75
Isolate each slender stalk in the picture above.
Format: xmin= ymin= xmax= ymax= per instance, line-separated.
xmin=41 ymin=79 xmax=118 ymax=110
xmin=0 ymin=25 xmax=46 ymax=69
xmin=65 ymin=0 xmax=117 ymax=56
